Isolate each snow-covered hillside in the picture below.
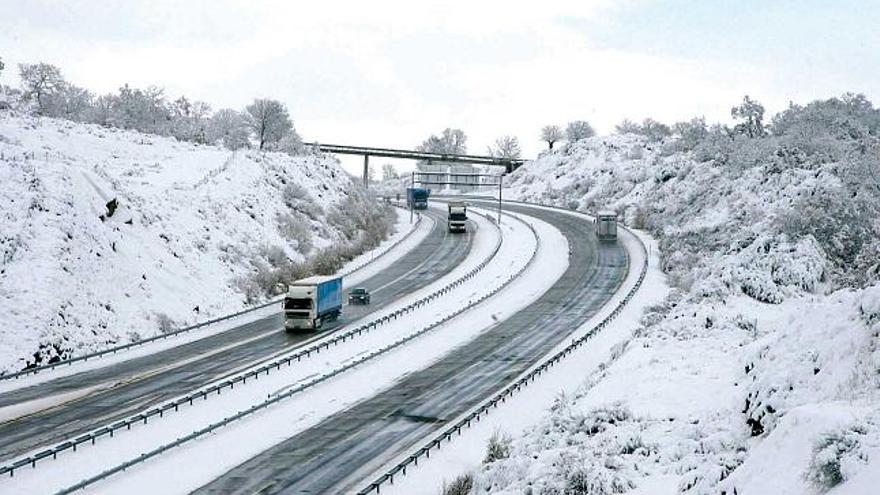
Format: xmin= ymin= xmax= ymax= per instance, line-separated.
xmin=474 ymin=133 xmax=880 ymax=494
xmin=0 ymin=112 xmax=392 ymax=373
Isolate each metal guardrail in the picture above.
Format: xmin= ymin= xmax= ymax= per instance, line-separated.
xmin=0 ymin=209 xmax=507 ymax=482
xmin=0 ymin=209 xmax=423 ymax=382
xmin=356 ymin=205 xmax=649 ymax=494
xmin=42 ymin=210 xmax=536 ymax=493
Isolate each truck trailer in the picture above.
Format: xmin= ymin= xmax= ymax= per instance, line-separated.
xmin=283 ymin=275 xmax=343 ymax=330
xmin=406 ymin=187 xmax=430 ymax=210
xmin=447 ymin=202 xmax=468 ymax=233
xmin=595 ymin=210 xmax=618 ymax=241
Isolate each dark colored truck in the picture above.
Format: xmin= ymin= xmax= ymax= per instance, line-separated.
xmin=283 ymin=275 xmax=343 ymax=330
xmin=595 ymin=210 xmax=618 ymax=241
xmin=406 ymin=187 xmax=430 ymax=210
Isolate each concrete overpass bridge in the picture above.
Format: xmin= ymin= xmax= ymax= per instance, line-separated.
xmin=308 ymin=142 xmax=526 ymax=186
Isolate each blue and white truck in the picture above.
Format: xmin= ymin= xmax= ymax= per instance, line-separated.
xmin=406 ymin=187 xmax=430 ymax=210
xmin=283 ymin=275 xmax=343 ymax=330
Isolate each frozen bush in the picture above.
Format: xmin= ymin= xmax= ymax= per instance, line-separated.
xmin=804 ymin=427 xmax=867 ymax=490
xmin=441 ymin=473 xmax=473 ymax=495
xmin=277 ymin=213 xmax=312 ymax=255
xmin=483 ymin=430 xmax=512 ymax=464
xmin=860 ymin=284 xmax=880 ymax=323
xmin=154 ymin=312 xmax=175 ymax=334
xmin=263 ymin=244 xmax=288 ymax=268
xmin=282 ymin=183 xmax=323 ymax=220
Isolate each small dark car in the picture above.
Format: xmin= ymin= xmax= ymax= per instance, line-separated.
xmin=348 ymin=287 xmax=371 ymax=305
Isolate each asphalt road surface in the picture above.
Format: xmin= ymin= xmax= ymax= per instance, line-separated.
xmin=194 ymin=203 xmax=627 ymax=494
xmin=0 ymin=208 xmax=476 ymax=462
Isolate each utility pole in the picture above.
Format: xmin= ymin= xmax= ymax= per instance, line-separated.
xmin=410 ymin=171 xmax=414 ymax=224
xmin=497 ymin=175 xmax=502 ymax=224
xmin=363 ymin=155 xmax=370 ymax=188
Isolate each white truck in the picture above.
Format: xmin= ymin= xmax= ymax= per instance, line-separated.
xmin=595 ymin=210 xmax=617 ymax=241
xmin=283 ymin=275 xmax=343 ymax=330
xmin=447 ymin=202 xmax=468 ymax=233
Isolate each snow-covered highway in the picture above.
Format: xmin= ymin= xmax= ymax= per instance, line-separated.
xmin=0 ymin=200 xmax=637 ymax=495
xmin=0 ymin=207 xmax=470 ymax=465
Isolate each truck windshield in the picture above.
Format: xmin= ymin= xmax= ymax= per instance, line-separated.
xmin=449 ymin=213 xmax=467 ymax=220
xmin=284 ymin=298 xmax=312 ymax=310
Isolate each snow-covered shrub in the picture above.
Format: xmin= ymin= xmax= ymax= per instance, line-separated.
xmin=282 ymin=182 xmax=323 ymax=220
xmin=498 ymin=93 xmax=880 ymax=494
xmin=277 ymin=213 xmax=312 ymax=255
xmin=860 ymin=285 xmax=880 ymax=324
xmin=483 ymin=430 xmax=512 ymax=464
xmin=154 ymin=313 xmax=175 ymax=334
xmin=441 ymin=473 xmax=474 ymax=495
xmin=804 ymin=426 xmax=868 ymax=490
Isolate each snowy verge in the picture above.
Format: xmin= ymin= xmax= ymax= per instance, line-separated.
xmin=0 ymin=114 xmax=395 ymax=373
xmin=0 ymin=206 xmax=427 ymax=392
xmin=2 ymin=208 xmax=560 ymax=494
xmin=341 ymin=207 xmax=427 ymax=286
xmin=378 ymin=207 xmax=664 ymax=495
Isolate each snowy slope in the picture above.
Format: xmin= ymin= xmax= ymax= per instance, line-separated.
xmin=472 ymin=136 xmax=880 ymax=494
xmin=0 ymin=112 xmax=389 ymax=373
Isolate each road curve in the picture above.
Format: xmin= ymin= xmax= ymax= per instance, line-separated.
xmin=0 ymin=208 xmax=475 ymax=462
xmin=193 ymin=203 xmax=627 ymax=494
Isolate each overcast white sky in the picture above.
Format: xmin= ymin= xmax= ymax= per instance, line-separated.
xmin=2 ymin=0 xmax=877 ymax=175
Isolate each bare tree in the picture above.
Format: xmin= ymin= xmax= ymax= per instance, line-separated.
xmin=245 ymin=98 xmax=293 ymax=150
xmin=0 ymin=57 xmax=4 ymax=77
xmin=488 ymin=135 xmax=521 ymax=159
xmin=565 ymin=120 xmax=596 ymax=142
xmin=19 ymin=62 xmax=66 ymax=115
xmin=540 ymin=125 xmax=563 ymax=150
xmin=381 ymin=163 xmax=399 ymax=181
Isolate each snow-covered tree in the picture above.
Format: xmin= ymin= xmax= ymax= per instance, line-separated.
xmin=731 ymin=95 xmax=766 ymax=138
xmin=614 ymin=119 xmax=639 ymax=134
xmin=488 ymin=135 xmax=521 ymax=159
xmin=415 ymin=128 xmax=468 ymax=171
xmin=565 ymin=120 xmax=595 ymax=142
xmin=18 ymin=62 xmax=66 ymax=115
xmin=541 ymin=125 xmax=563 ymax=149
xmin=0 ymin=57 xmax=4 ymax=76
xmin=207 ymin=108 xmax=251 ymax=150
xmin=169 ymin=96 xmax=211 ymax=143
xmin=274 ymin=129 xmax=304 ymax=155
xmin=108 ymin=84 xmax=170 ymax=135
xmin=672 ymin=117 xmax=709 ymax=150
xmin=639 ymin=118 xmax=672 ymax=141
xmin=615 ymin=118 xmax=671 ymax=142
xmin=381 ymin=163 xmax=399 ymax=181
xmin=53 ymin=84 xmax=93 ymax=121
xmin=245 ymin=98 xmax=293 ymax=150
xmin=417 ymin=128 xmax=468 ymax=155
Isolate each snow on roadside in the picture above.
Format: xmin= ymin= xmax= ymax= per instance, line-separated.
xmin=0 ymin=205 xmax=425 ymax=395
xmin=0 ymin=113 xmax=392 ymax=374
xmin=381 ymin=209 xmax=666 ymax=495
xmin=466 ymin=134 xmax=880 ymax=494
xmin=2 ymin=207 xmax=549 ymax=494
xmin=343 ymin=207 xmax=431 ymax=286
